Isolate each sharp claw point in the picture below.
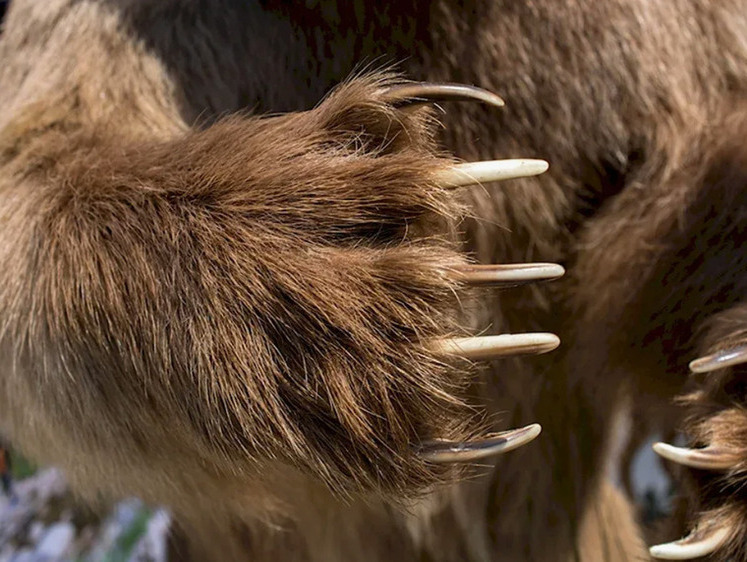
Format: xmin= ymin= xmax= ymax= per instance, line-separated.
xmin=387 ymin=82 xmax=505 ymax=108
xmin=430 ymin=333 xmax=560 ymax=360
xmin=452 ymin=263 xmax=565 ymax=287
xmin=689 ymin=344 xmax=747 ymax=373
xmin=649 ymin=525 xmax=730 ymax=560
xmin=435 ymin=159 xmax=549 ymax=188
xmin=652 ymin=442 xmax=738 ymax=471
xmin=419 ymin=424 xmax=541 ymax=463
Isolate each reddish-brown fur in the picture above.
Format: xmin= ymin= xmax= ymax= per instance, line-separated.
xmin=1 ymin=1 xmax=746 ymax=560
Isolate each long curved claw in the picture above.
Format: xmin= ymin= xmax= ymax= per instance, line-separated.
xmin=435 ymin=159 xmax=549 ymax=188
xmin=382 ymin=82 xmax=549 ymax=470
xmin=653 ymin=442 xmax=739 ymax=471
xmin=452 ymin=263 xmax=565 ymax=287
xmin=386 ymin=82 xmax=505 ymax=108
xmin=419 ymin=424 xmax=541 ymax=463
xmin=430 ymin=333 xmax=560 ymax=360
xmin=649 ymin=525 xmax=730 ymax=560
xmin=689 ymin=344 xmax=747 ymax=373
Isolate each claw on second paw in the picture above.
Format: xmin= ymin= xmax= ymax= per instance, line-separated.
xmin=650 ymin=523 xmax=731 ymax=560
xmin=652 ymin=442 xmax=740 ymax=471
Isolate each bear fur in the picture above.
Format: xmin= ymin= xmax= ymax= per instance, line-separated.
xmin=1 ymin=1 xmax=747 ymax=560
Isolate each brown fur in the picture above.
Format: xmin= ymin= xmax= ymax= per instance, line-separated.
xmin=1 ymin=0 xmax=747 ymax=560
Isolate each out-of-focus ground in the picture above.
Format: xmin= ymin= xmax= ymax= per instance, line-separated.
xmin=0 ymin=465 xmax=169 ymax=562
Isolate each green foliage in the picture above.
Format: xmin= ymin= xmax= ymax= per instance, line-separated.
xmin=99 ymin=507 xmax=152 ymax=562
xmin=9 ymin=450 xmax=37 ymax=480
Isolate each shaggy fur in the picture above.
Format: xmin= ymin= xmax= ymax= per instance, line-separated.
xmin=0 ymin=0 xmax=746 ymax=560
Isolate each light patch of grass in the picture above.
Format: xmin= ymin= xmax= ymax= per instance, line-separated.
xmin=100 ymin=507 xmax=152 ymax=562
xmin=9 ymin=450 xmax=37 ymax=480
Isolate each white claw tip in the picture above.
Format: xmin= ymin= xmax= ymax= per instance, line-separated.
xmin=431 ymin=333 xmax=560 ymax=360
xmin=436 ymin=159 xmax=549 ymax=188
xmin=386 ymin=83 xmax=506 ymax=108
xmin=454 ymin=263 xmax=565 ymax=286
xmin=652 ymin=442 xmax=737 ymax=471
xmin=689 ymin=344 xmax=747 ymax=373
xmin=649 ymin=526 xmax=730 ymax=559
xmin=419 ymin=423 xmax=542 ymax=463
